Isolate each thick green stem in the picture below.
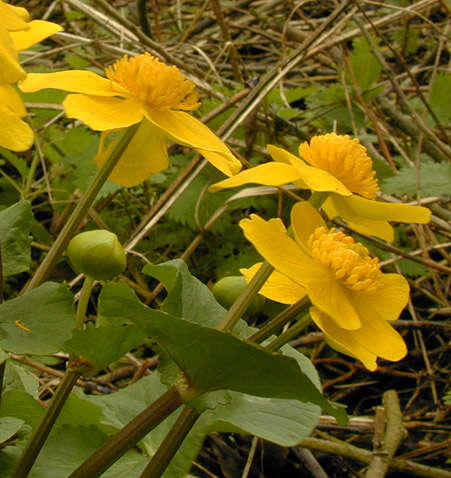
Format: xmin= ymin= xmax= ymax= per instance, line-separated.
xmin=11 ymin=276 xmax=95 ymax=478
xmin=249 ymin=297 xmax=310 ymax=344
xmin=24 ymin=124 xmax=139 ymax=291
xmin=139 ymin=406 xmax=200 ymax=478
xmin=11 ymin=370 xmax=81 ymax=478
xmin=218 ymin=261 xmax=273 ymax=333
xmin=265 ymin=315 xmax=312 ymax=352
xmin=68 ymin=385 xmax=185 ymax=478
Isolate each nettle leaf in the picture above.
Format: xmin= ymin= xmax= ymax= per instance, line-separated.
xmin=29 ymin=425 xmax=147 ymax=478
xmin=63 ymin=325 xmax=147 ymax=371
xmin=3 ymin=362 xmax=40 ymax=398
xmin=349 ymin=36 xmax=382 ymax=89
xmin=0 ymin=200 xmax=32 ymax=276
xmin=99 ymin=281 xmax=345 ymax=422
xmin=429 ymin=72 xmax=451 ymax=124
xmin=0 ymin=282 xmax=74 ymax=355
xmin=166 ymin=161 xmax=234 ymax=234
xmin=381 ymin=161 xmax=451 ymax=197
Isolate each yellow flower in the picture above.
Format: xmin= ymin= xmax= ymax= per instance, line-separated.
xmin=239 ymin=201 xmax=409 ymax=371
xmin=210 ymin=133 xmax=431 ymax=242
xmin=0 ymin=2 xmax=62 ymax=151
xmin=19 ymin=53 xmax=242 ymax=186
xmin=0 ymin=0 xmax=62 ymax=83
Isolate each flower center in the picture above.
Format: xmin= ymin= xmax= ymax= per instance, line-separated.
xmin=298 ymin=133 xmax=379 ymax=199
xmin=105 ymin=53 xmax=200 ymax=111
xmin=308 ymin=226 xmax=382 ymax=293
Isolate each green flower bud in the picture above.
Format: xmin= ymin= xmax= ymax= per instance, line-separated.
xmin=66 ymin=230 xmax=126 ymax=280
xmin=212 ymin=276 xmax=265 ymax=317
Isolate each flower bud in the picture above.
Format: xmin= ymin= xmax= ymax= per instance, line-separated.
xmin=66 ymin=230 xmax=126 ymax=280
xmin=212 ymin=276 xmax=265 ymax=317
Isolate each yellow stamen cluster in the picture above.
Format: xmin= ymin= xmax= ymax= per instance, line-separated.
xmin=105 ymin=53 xmax=200 ymax=111
xmin=308 ymin=226 xmax=382 ymax=293
xmin=298 ymin=133 xmax=379 ymax=199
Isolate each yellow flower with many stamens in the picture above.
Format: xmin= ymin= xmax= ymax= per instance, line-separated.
xmin=210 ymin=133 xmax=431 ymax=242
xmin=19 ymin=53 xmax=242 ymax=186
xmin=240 ymin=201 xmax=409 ymax=371
xmin=0 ymin=0 xmax=62 ymax=151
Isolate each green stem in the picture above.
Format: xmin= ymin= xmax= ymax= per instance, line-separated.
xmin=11 ymin=370 xmax=81 ymax=478
xmin=74 ymin=276 xmax=95 ymax=331
xmin=23 ymin=151 xmax=40 ymax=199
xmin=24 ymin=124 xmax=139 ymax=291
xmin=308 ymin=191 xmax=329 ymax=209
xmin=139 ymin=406 xmax=200 ymax=478
xmin=11 ymin=276 xmax=95 ymax=478
xmin=218 ymin=261 xmax=273 ymax=333
xmin=68 ymin=385 xmax=185 ymax=478
xmin=249 ymin=296 xmax=311 ymax=344
xmin=264 ymin=314 xmax=312 ymax=352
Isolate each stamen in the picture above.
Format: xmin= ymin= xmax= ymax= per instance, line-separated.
xmin=308 ymin=226 xmax=382 ymax=293
xmin=298 ymin=133 xmax=379 ymax=198
xmin=105 ymin=53 xmax=200 ymax=111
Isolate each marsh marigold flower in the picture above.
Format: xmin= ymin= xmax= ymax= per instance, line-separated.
xmin=19 ymin=53 xmax=242 ymax=186
xmin=240 ymin=201 xmax=409 ymax=370
xmin=210 ymin=133 xmax=431 ymax=242
xmin=0 ymin=0 xmax=62 ymax=150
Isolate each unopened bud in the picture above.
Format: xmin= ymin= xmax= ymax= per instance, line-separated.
xmin=66 ymin=230 xmax=126 ymax=280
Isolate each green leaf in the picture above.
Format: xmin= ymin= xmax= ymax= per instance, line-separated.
xmin=63 ymin=325 xmax=147 ymax=371
xmin=349 ymin=36 xmax=381 ymax=89
xmin=3 ymin=362 xmax=40 ymax=398
xmin=0 ymin=200 xmax=32 ymax=276
xmin=99 ymin=282 xmax=345 ymax=422
xmin=0 ymin=417 xmax=24 ymax=445
xmin=142 ymin=259 xmax=228 ymax=329
xmin=0 ymin=423 xmax=32 ymax=478
xmin=429 ymin=72 xmax=451 ymax=124
xmin=381 ymin=161 xmax=451 ymax=197
xmin=0 ymin=282 xmax=74 ymax=355
xmin=29 ymin=425 xmax=147 ymax=478
xmin=0 ymin=390 xmax=43 ymax=430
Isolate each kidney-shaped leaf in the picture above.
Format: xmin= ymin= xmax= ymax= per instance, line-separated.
xmin=99 ymin=282 xmax=345 ymax=422
xmin=0 ymin=282 xmax=74 ymax=355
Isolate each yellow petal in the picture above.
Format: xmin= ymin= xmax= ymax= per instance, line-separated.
xmin=325 ymin=194 xmax=431 ymax=241
xmin=10 ymin=20 xmax=62 ymax=51
xmin=0 ymin=2 xmax=30 ymax=31
xmin=208 ymin=162 xmax=301 ymax=192
xmin=312 ymin=289 xmax=407 ymax=366
xmin=142 ymin=106 xmax=241 ymax=176
xmin=310 ymin=307 xmax=378 ymax=370
xmin=267 ymin=144 xmax=352 ymax=196
xmin=63 ymin=95 xmax=143 ymax=131
xmin=239 ymin=214 xmax=320 ymax=286
xmin=323 ymin=196 xmax=395 ymax=241
xmin=350 ymin=273 xmax=409 ymax=323
xmin=0 ymin=105 xmax=33 ymax=151
xmin=95 ymin=119 xmax=169 ymax=187
xmin=0 ymin=84 xmax=26 ymax=116
xmin=240 ymin=263 xmax=307 ymax=304
xmin=20 ymin=70 xmax=118 ymax=96
xmin=306 ymin=274 xmax=361 ymax=329
xmin=291 ymin=201 xmax=327 ymax=253
xmin=0 ymin=26 xmax=25 ymax=83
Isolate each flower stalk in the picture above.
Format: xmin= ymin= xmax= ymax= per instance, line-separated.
xmin=12 ymin=275 xmax=95 ymax=478
xmin=139 ymin=406 xmax=200 ymax=478
xmin=68 ymin=385 xmax=186 ymax=478
xmin=217 ymin=260 xmax=273 ymax=333
xmin=24 ymin=124 xmax=139 ymax=291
